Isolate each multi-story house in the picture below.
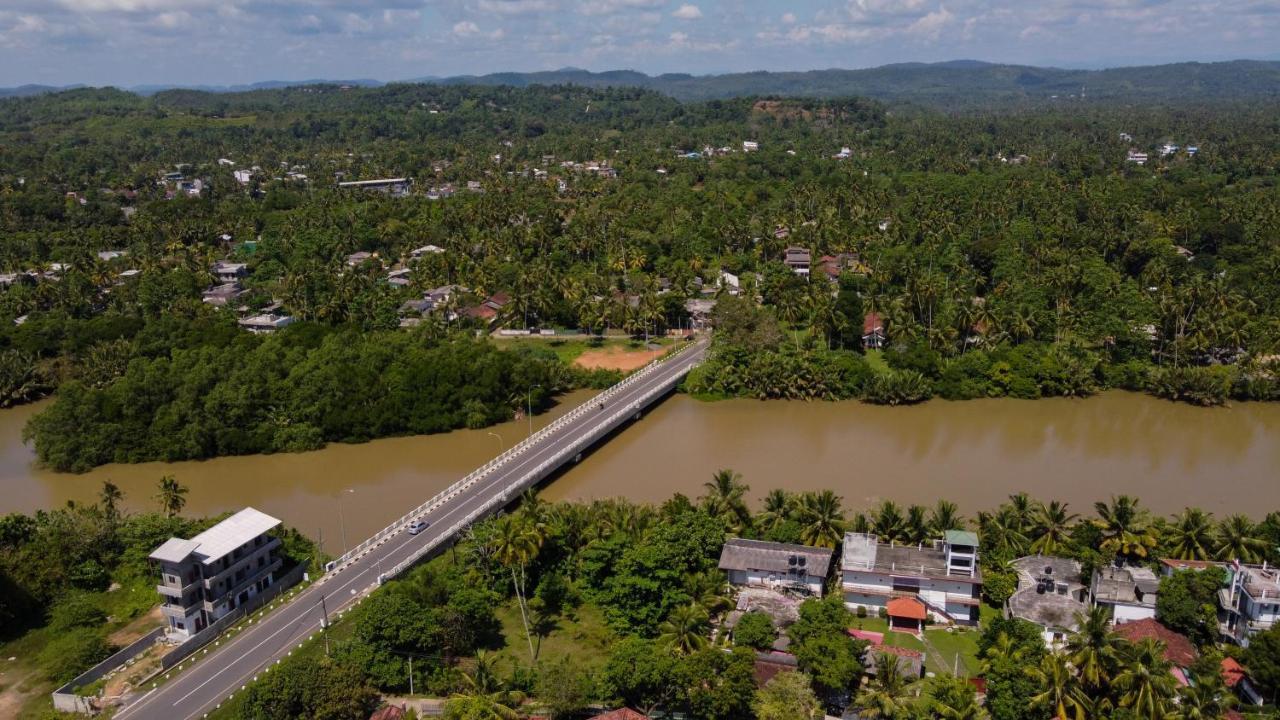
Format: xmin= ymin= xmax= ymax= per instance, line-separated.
xmin=840 ymin=530 xmax=982 ymax=625
xmin=149 ymin=507 xmax=284 ymax=640
xmin=1221 ymin=562 xmax=1280 ymax=648
xmin=1091 ymin=563 xmax=1159 ymax=625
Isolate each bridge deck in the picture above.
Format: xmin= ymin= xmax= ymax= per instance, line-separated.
xmin=114 ymin=337 xmax=708 ymax=720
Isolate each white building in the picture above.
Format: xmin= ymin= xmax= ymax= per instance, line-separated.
xmin=149 ymin=508 xmax=284 ymax=640
xmin=1007 ymin=555 xmax=1090 ymax=648
xmin=840 ymin=530 xmax=982 ymax=625
xmin=238 ymin=314 xmax=295 ymax=334
xmin=1127 ymin=150 xmax=1149 ymax=165
xmin=742 ymin=141 xmax=759 ymax=152
xmin=211 ymin=261 xmax=248 ymax=284
xmin=233 ymin=169 xmax=253 ymax=185
xmin=718 ymin=538 xmax=833 ymax=596
xmin=1221 ymin=562 xmax=1280 ymax=648
xmin=1091 ymin=564 xmax=1159 ymax=625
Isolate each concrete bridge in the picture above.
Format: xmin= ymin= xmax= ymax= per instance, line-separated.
xmin=116 ymin=337 xmax=709 ymax=720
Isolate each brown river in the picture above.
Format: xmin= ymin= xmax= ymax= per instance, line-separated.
xmin=1 ymin=392 xmax=1278 ymax=550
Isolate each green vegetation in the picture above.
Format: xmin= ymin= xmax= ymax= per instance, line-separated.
xmin=0 ymin=477 xmax=321 ymax=717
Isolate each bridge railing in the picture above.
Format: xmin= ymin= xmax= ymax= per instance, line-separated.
xmin=325 ymin=339 xmax=701 ymax=574
xmin=378 ymin=348 xmax=699 ymax=580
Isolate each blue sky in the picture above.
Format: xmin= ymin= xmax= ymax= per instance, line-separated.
xmin=1 ymin=0 xmax=1277 ymax=87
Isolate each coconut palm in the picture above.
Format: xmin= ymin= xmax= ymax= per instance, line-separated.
xmin=659 ymin=603 xmax=710 ymax=655
xmin=99 ymin=480 xmax=124 ymax=524
xmin=1166 ymin=507 xmax=1215 ymax=561
xmin=904 ymin=505 xmax=931 ymax=545
xmin=493 ymin=515 xmax=543 ymax=660
xmin=755 ymin=489 xmax=794 ymax=535
xmin=1066 ymin=607 xmax=1120 ymax=695
xmin=154 ymin=475 xmax=188 ymax=517
xmin=928 ymin=500 xmax=966 ymax=534
xmin=1213 ymin=514 xmax=1268 ymax=564
xmin=1027 ymin=652 xmax=1089 ymax=720
xmin=1174 ymin=673 xmax=1237 ymax=719
xmin=853 ymin=651 xmax=917 ymax=719
xmin=1030 ymin=500 xmax=1078 ymax=556
xmin=700 ymin=468 xmax=751 ymax=533
xmin=1093 ymin=495 xmax=1157 ymax=560
xmin=1006 ymin=492 xmax=1037 ymax=534
xmin=1113 ymin=638 xmax=1178 ymax=720
xmin=871 ymin=500 xmax=907 ymax=543
xmin=979 ymin=632 xmax=1028 ymax=677
xmin=925 ymin=675 xmax=988 ymax=720
xmin=976 ymin=507 xmax=1030 ymax=558
xmin=795 ymin=490 xmax=847 ymax=549
xmin=448 ymin=652 xmax=525 ymax=720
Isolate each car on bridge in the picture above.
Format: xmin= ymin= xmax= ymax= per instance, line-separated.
xmin=408 ymin=519 xmax=430 ymax=535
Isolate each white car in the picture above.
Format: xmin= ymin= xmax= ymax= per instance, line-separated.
xmin=407 ymin=519 xmax=429 ymax=535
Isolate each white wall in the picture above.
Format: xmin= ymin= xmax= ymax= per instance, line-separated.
xmin=1108 ymin=602 xmax=1157 ymax=625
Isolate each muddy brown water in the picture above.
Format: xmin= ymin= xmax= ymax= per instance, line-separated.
xmin=1 ymin=392 xmax=1278 ymax=548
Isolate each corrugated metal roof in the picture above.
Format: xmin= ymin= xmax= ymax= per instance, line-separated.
xmin=187 ymin=507 xmax=282 ymax=564
xmin=717 ymin=538 xmax=833 ymax=576
xmin=149 ymin=538 xmax=200 ymax=563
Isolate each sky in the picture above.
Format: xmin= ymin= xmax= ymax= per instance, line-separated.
xmin=0 ymin=0 xmax=1277 ymax=87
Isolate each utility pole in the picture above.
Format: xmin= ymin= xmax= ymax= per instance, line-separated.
xmin=320 ymin=594 xmax=331 ymax=657
xmin=408 ymin=656 xmax=414 ymax=696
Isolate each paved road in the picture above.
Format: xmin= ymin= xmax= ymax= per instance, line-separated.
xmin=115 ymin=339 xmax=708 ymax=720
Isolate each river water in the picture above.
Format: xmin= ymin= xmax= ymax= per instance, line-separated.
xmin=2 ymin=392 xmax=1278 ymax=549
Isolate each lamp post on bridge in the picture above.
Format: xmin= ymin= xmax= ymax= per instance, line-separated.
xmin=526 ymin=384 xmax=541 ymax=439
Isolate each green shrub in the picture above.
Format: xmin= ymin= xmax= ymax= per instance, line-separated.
xmin=1149 ymin=365 xmax=1234 ymax=406
xmin=862 ymin=370 xmax=933 ymax=405
xmin=48 ymin=593 xmax=107 ymax=631
xmin=733 ymin=611 xmax=778 ymax=650
xmin=37 ymin=630 xmax=114 ymax=684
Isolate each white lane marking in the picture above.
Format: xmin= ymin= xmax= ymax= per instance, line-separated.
xmin=136 ymin=345 xmax=707 ymax=719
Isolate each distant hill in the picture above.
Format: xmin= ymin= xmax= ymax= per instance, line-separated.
xmin=5 ymin=60 xmax=1280 ymax=107
xmin=411 ymin=60 xmax=1280 ymax=105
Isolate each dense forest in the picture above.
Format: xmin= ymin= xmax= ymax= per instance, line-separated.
xmin=2 ymin=81 xmax=1279 ymax=469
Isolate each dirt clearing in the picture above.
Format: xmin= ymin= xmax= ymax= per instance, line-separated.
xmin=573 ymin=345 xmax=666 ymax=372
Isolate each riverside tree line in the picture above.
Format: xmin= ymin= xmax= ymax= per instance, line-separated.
xmin=0 ymin=84 xmax=1279 ymax=468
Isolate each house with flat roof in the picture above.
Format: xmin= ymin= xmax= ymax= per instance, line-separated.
xmin=211 ymin=261 xmax=247 ymax=284
xmin=717 ymin=538 xmax=833 ymax=596
xmin=149 ymin=508 xmax=284 ymax=640
xmin=338 ymin=178 xmax=411 ymax=196
xmin=840 ymin=530 xmax=982 ymax=625
xmin=1221 ymin=562 xmax=1280 ymax=648
xmin=1091 ymin=564 xmax=1159 ymax=625
xmin=1008 ymin=555 xmax=1090 ymax=647
xmin=238 ymin=314 xmax=295 ymax=334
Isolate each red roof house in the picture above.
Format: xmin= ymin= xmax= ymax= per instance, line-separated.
xmin=862 ymin=312 xmax=886 ymax=349
xmin=1222 ymin=657 xmax=1248 ymax=688
xmin=593 ymin=709 xmax=651 ymax=720
xmin=1112 ymin=618 xmax=1198 ymax=668
xmin=886 ymin=597 xmax=927 ymax=635
xmin=369 ymin=706 xmax=406 ymax=720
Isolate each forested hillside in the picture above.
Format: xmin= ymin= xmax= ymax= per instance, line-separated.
xmin=2 ymin=83 xmax=1279 ymax=469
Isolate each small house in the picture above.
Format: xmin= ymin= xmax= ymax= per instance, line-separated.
xmin=717 ymin=538 xmax=834 ymax=596
xmin=211 ymin=261 xmax=248 ymax=284
xmin=238 ymin=314 xmax=295 ymax=334
xmin=1091 ymin=564 xmax=1159 ymax=625
xmin=1007 ymin=555 xmax=1090 ymax=647
xmin=782 ymin=247 xmax=811 ymax=277
xmin=862 ymin=312 xmax=886 ymax=349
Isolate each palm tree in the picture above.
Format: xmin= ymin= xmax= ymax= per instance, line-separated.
xmin=976 ymin=507 xmax=1030 ymax=558
xmin=493 ymin=515 xmax=543 ymax=660
xmin=685 ymin=569 xmax=731 ymax=617
xmin=1213 ymin=514 xmax=1268 ymax=564
xmin=1030 ymin=501 xmax=1078 ymax=556
xmin=853 ymin=651 xmax=917 ymax=719
xmin=659 ymin=603 xmax=710 ymax=655
xmin=154 ymin=475 xmax=188 ymax=517
xmin=1006 ymin=492 xmax=1037 ymax=534
xmin=904 ymin=505 xmax=931 ymax=545
xmin=928 ymin=500 xmax=965 ymax=534
xmin=979 ymin=632 xmax=1028 ymax=677
xmin=1166 ymin=507 xmax=1215 ymax=561
xmin=700 ymin=469 xmax=751 ymax=533
xmin=1066 ymin=607 xmax=1120 ymax=695
xmin=925 ymin=675 xmax=988 ymax=720
xmin=1093 ymin=495 xmax=1157 ymax=560
xmin=795 ymin=491 xmax=847 ymax=549
xmin=871 ymin=500 xmax=907 ymax=543
xmin=1113 ymin=638 xmax=1178 ymax=720
xmin=1027 ymin=652 xmax=1089 ymax=720
xmin=755 ymin=489 xmax=794 ymax=535
xmin=1174 ymin=673 xmax=1237 ymax=719
xmin=99 ymin=480 xmax=124 ymax=523
xmin=448 ymin=652 xmax=525 ymax=720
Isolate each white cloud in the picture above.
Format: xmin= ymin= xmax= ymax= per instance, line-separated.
xmin=476 ymin=0 xmax=556 ymax=15
xmin=578 ymin=0 xmax=664 ymax=17
xmin=781 ymin=12 xmax=796 ymax=24
xmin=672 ymin=4 xmax=702 ymax=20
xmin=453 ymin=19 xmax=481 ymax=35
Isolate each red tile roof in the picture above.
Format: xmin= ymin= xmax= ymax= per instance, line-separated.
xmin=1112 ymin=619 xmax=1199 ymax=668
xmin=370 ymin=706 xmax=406 ymax=720
xmin=863 ymin=311 xmax=884 ymax=335
xmin=875 ymin=644 xmax=924 ymax=660
xmin=594 ymin=709 xmax=650 ymax=720
xmin=1221 ymin=657 xmax=1248 ymax=688
xmin=886 ymin=597 xmax=927 ymax=621
xmin=848 ymin=628 xmax=884 ymax=645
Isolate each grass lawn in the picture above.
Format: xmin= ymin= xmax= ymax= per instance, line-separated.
xmin=491 ymin=600 xmax=615 ymax=671
xmin=923 ymin=627 xmax=982 ymax=677
xmin=492 ymin=336 xmax=673 ymax=365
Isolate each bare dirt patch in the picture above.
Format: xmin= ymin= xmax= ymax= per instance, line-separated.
xmin=573 ymin=345 xmax=665 ymax=372
xmin=109 ymin=605 xmax=162 ymax=647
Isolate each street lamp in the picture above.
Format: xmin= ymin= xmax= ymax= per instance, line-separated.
xmin=526 ymin=384 xmax=542 ymax=439
xmin=336 ymin=488 xmax=354 ymax=554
